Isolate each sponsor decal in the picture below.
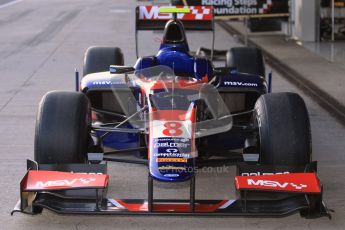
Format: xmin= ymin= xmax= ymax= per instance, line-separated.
xmin=153 ymin=142 xmax=190 ymax=149
xmin=153 ymin=137 xmax=190 ymax=142
xmin=163 ymin=174 xmax=180 ymax=177
xmin=166 ymin=148 xmax=179 ymax=153
xmin=158 ymin=165 xmax=187 ymax=171
xmin=174 ymin=0 xmax=289 ymax=17
xmin=152 ymin=137 xmax=191 ymax=150
xmin=152 ymin=137 xmax=192 ymax=158
xmin=247 ymin=179 xmax=307 ymax=190
xmin=224 ymin=81 xmax=258 ymax=87
xmin=154 ymin=153 xmax=191 ymax=158
xmin=241 ymin=171 xmax=290 ymax=176
xmin=35 ymin=178 xmax=96 ymax=188
xmin=92 ymin=80 xmax=125 ymax=85
xmin=235 ymin=173 xmax=321 ymax=193
xmin=24 ymin=170 xmax=109 ymax=191
xmin=157 ymin=158 xmax=188 ymax=163
xmin=138 ymin=6 xmax=212 ymax=21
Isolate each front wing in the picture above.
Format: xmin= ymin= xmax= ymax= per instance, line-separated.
xmin=11 ymin=162 xmax=331 ymax=218
xmin=13 ymin=195 xmax=326 ymax=218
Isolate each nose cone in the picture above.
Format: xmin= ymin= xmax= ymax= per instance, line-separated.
xmin=148 ymin=110 xmax=196 ymax=182
xmin=149 ymin=136 xmax=194 ymax=182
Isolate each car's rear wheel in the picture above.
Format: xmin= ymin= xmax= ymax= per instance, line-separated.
xmin=34 ymin=91 xmax=90 ymax=164
xmin=83 ymin=46 xmax=124 ymax=76
xmin=254 ymin=92 xmax=311 ymax=166
xmin=226 ymin=47 xmax=265 ymax=77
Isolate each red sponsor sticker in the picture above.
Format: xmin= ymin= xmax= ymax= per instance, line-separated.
xmin=23 ymin=170 xmax=109 ymax=191
xmin=138 ymin=6 xmax=213 ymax=21
xmin=235 ymin=173 xmax=321 ymax=193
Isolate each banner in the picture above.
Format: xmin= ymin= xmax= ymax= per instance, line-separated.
xmin=173 ymin=0 xmax=289 ymax=18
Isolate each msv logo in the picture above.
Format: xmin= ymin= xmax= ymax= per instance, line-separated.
xmin=138 ymin=6 xmax=211 ymax=20
xmin=139 ymin=6 xmax=175 ymax=20
xmin=247 ymin=179 xmax=307 ymax=190
xmin=35 ymin=178 xmax=96 ymax=187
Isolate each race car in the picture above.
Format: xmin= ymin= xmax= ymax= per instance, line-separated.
xmin=12 ymin=6 xmax=331 ymax=218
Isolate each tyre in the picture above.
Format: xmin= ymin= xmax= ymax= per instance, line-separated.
xmin=254 ymin=92 xmax=311 ymax=166
xmin=83 ymin=46 xmax=124 ymax=76
xmin=226 ymin=47 xmax=265 ymax=77
xmin=34 ymin=91 xmax=90 ymax=164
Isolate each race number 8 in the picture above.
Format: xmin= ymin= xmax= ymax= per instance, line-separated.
xmin=163 ymin=122 xmax=182 ymax=136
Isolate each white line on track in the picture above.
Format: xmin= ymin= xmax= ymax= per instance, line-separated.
xmin=0 ymin=0 xmax=22 ymax=9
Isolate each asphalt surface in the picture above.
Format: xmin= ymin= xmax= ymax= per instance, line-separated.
xmin=0 ymin=0 xmax=344 ymax=229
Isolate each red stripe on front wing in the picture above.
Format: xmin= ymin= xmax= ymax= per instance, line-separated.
xmin=116 ymin=200 xmax=228 ymax=212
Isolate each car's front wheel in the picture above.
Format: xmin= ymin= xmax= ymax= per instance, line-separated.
xmin=254 ymin=92 xmax=311 ymax=167
xmin=34 ymin=91 xmax=90 ymax=164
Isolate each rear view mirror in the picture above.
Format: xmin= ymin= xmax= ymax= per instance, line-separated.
xmin=213 ymin=67 xmax=237 ymax=75
xmin=109 ymin=65 xmax=135 ymax=74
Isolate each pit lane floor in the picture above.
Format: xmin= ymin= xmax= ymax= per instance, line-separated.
xmin=0 ymin=0 xmax=344 ymax=229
